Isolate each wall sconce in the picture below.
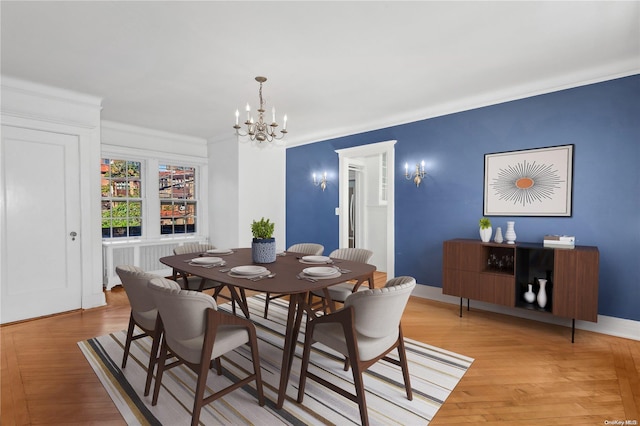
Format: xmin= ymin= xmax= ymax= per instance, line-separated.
xmin=405 ymin=161 xmax=426 ymax=187
xmin=313 ymin=171 xmax=327 ymax=191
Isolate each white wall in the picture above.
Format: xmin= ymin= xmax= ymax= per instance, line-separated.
xmin=209 ymin=138 xmax=286 ymax=250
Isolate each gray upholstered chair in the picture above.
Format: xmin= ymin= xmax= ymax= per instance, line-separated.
xmin=172 ymin=243 xmax=222 ymax=292
xmin=115 ymin=265 xmax=162 ymax=396
xmin=298 ymin=276 xmax=416 ymax=426
xmin=173 ymin=243 xmax=249 ymax=318
xmin=147 ymin=277 xmax=264 ymax=426
xmin=263 ymin=242 xmax=324 ymax=318
xmin=309 ymin=247 xmax=374 ymax=311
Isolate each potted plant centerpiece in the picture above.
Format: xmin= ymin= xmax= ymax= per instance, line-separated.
xmin=479 ymin=217 xmax=492 ymax=243
xmin=251 ymin=217 xmax=276 ymax=263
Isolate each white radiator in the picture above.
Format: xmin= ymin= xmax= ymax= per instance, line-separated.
xmin=102 ymin=238 xmax=208 ymax=290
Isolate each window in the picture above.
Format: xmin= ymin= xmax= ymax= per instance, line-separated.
xmin=101 ymin=159 xmax=142 ymax=238
xmin=379 ymin=152 xmax=388 ymax=203
xmin=159 ymin=165 xmax=197 ymax=235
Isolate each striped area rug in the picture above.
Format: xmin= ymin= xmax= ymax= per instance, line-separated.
xmin=78 ymin=295 xmax=473 ymax=425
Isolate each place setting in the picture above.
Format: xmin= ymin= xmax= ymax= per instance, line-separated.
xmin=227 ymin=265 xmax=276 ymax=281
xmin=297 ymin=255 xmax=334 ymax=265
xmin=186 ymin=256 xmax=226 ymax=268
xmin=203 ymin=248 xmax=235 ymax=256
xmin=297 ymin=266 xmax=342 ymax=282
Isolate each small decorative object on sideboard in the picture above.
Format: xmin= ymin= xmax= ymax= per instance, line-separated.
xmin=536 ymin=278 xmax=548 ymax=309
xmin=523 ymin=283 xmax=536 ymax=304
xmin=543 ymin=235 xmax=575 ymax=249
xmin=251 ymin=217 xmax=276 ymax=263
xmin=494 ymin=226 xmax=503 ymax=243
xmin=479 ymin=217 xmax=492 ymax=243
xmin=505 ymin=221 xmax=517 ymax=244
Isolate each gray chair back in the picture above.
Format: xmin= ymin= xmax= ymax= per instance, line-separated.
xmin=288 ymin=243 xmax=324 ymax=256
xmin=328 ymin=247 xmax=373 ymax=263
xmin=345 ymin=276 xmax=416 ymax=339
xmin=115 ymin=265 xmax=161 ymax=331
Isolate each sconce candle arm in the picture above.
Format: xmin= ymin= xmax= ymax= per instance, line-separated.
xmin=405 ymin=161 xmax=426 ymax=187
xmin=313 ymin=171 xmax=327 ymax=191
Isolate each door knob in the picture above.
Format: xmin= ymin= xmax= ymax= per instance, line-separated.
xmin=70 ymin=231 xmax=77 ymax=241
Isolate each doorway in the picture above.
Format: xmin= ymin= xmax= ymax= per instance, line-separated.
xmin=335 ymin=140 xmax=396 ymax=277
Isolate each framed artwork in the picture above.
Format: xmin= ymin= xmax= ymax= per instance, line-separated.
xmin=483 ymin=144 xmax=574 ymax=217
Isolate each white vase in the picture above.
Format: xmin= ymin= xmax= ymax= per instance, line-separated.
xmin=505 ymin=221 xmax=516 ymax=244
xmin=494 ymin=227 xmax=503 ymax=243
xmin=479 ymin=227 xmax=492 ymax=242
xmin=524 ymin=283 xmax=535 ymax=303
xmin=537 ymin=279 xmax=548 ymax=308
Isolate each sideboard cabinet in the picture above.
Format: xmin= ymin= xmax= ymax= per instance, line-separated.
xmin=442 ymin=239 xmax=599 ymax=341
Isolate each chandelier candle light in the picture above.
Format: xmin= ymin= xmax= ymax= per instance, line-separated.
xmin=234 ymin=76 xmax=288 ymax=143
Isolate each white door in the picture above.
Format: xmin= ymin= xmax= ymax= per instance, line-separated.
xmin=1 ymin=126 xmax=82 ymax=323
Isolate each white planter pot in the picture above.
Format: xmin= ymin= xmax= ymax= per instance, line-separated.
xmin=479 ymin=227 xmax=492 ymax=243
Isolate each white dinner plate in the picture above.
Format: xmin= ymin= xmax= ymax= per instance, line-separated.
xmin=303 ymin=266 xmax=338 ymax=277
xmin=190 ymin=257 xmax=223 ymax=265
xmin=301 ymin=255 xmax=331 ymax=264
xmin=207 ymin=248 xmax=234 ymax=255
xmin=231 ymin=265 xmax=268 ymax=276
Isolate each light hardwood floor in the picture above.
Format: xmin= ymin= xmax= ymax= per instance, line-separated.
xmin=2 ymin=272 xmax=638 ymax=425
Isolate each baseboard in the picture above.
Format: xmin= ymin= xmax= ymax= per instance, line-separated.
xmin=413 ymin=283 xmax=640 ymax=342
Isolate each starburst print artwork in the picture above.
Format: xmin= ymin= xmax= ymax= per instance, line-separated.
xmin=483 ymin=145 xmax=573 ymax=216
xmin=490 ymin=161 xmax=563 ymax=206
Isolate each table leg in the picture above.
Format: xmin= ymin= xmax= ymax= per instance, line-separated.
xmin=276 ymin=292 xmax=306 ymax=409
xmin=227 ymin=286 xmax=250 ymax=319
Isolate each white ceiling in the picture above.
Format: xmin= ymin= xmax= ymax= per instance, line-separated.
xmin=2 ymin=1 xmax=639 ymax=147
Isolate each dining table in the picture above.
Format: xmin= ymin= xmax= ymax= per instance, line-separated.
xmin=159 ymin=247 xmax=376 ymax=409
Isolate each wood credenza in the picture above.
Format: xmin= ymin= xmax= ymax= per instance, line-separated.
xmin=442 ymin=239 xmax=599 ymax=341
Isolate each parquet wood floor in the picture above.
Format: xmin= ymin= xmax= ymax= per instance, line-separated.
xmin=2 ymin=272 xmax=638 ymax=425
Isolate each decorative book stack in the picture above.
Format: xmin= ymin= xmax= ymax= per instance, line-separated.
xmin=543 ymin=235 xmax=575 ymax=249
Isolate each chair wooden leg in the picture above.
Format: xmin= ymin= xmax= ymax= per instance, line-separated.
xmin=151 ymin=340 xmax=169 ymax=406
xmin=121 ymin=315 xmax=136 ymax=368
xmin=351 ymin=362 xmax=370 ymax=426
xmin=144 ymin=332 xmax=161 ymax=396
xmin=397 ymin=331 xmax=413 ymax=400
xmin=214 ymin=357 xmax=222 ymax=375
xmin=191 ymin=360 xmax=210 ymax=426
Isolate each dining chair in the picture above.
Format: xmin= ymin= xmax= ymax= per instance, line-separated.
xmin=297 ymin=276 xmax=416 ymax=426
xmin=263 ymin=242 xmax=324 ymax=318
xmin=115 ymin=265 xmax=163 ymax=396
xmin=173 ymin=243 xmax=249 ymax=318
xmin=309 ymin=247 xmax=374 ymax=312
xmin=147 ymin=277 xmax=265 ymax=426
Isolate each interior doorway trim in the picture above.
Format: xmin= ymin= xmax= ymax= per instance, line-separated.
xmin=335 ymin=140 xmax=396 ymax=278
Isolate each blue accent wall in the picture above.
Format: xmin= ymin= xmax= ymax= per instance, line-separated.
xmin=286 ymin=75 xmax=640 ymax=321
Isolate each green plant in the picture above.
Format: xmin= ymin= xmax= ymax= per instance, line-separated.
xmin=251 ymin=217 xmax=275 ymax=240
xmin=479 ymin=217 xmax=492 ymax=229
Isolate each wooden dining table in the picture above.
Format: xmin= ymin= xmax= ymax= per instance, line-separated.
xmin=159 ymin=247 xmax=376 ymax=409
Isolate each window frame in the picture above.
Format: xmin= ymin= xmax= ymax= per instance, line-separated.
xmin=100 ymin=158 xmax=144 ymax=239
xmin=100 ymin=148 xmax=208 ymax=241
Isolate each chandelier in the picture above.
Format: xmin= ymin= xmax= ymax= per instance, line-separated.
xmin=233 ymin=76 xmax=288 ymax=143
